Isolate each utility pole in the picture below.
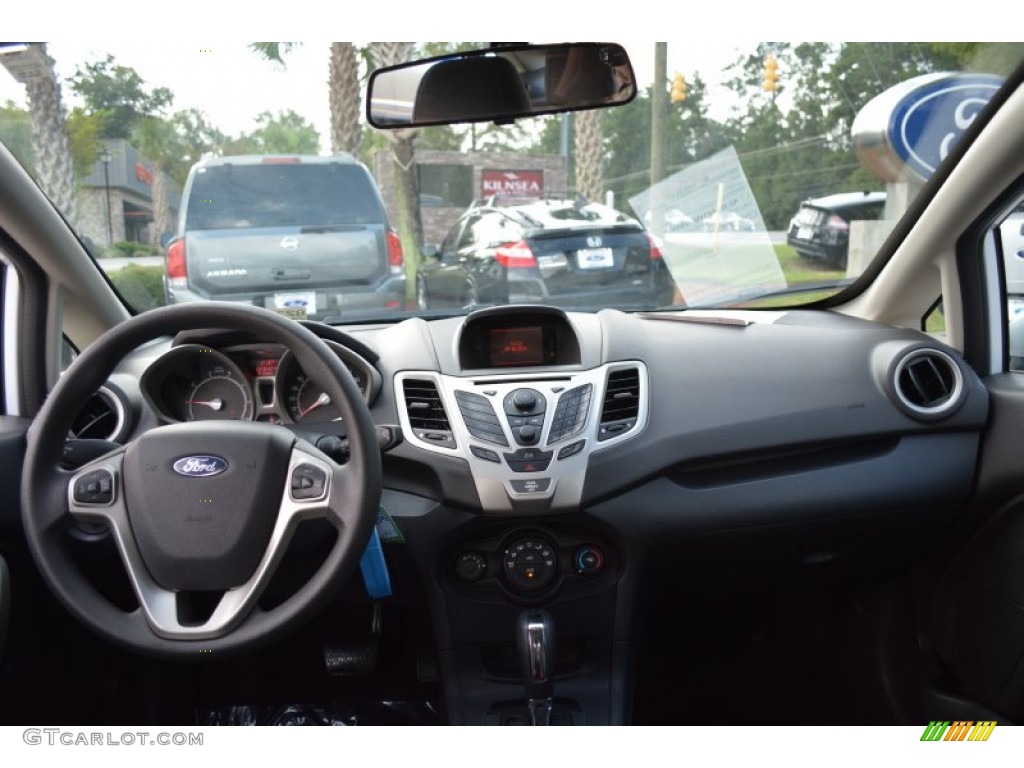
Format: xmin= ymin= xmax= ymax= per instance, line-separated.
xmin=650 ymin=43 xmax=668 ymax=236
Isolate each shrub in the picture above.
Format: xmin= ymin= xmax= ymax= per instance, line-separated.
xmin=109 ymin=264 xmax=166 ymax=312
xmin=111 ymin=240 xmax=159 ymax=258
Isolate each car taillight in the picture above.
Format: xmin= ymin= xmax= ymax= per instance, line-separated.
xmin=387 ymin=230 xmax=404 ymax=275
xmin=261 ymin=157 xmax=301 ymax=164
xmin=825 ymin=214 xmax=849 ymax=232
xmin=495 ymin=240 xmax=537 ymax=268
xmin=166 ymin=239 xmax=187 ymax=287
xmin=647 ymin=233 xmax=665 ymax=261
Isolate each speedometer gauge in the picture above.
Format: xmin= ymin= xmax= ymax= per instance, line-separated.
xmin=187 ymin=369 xmax=253 ymax=421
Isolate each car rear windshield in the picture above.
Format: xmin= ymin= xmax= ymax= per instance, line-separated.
xmin=185 ymin=163 xmax=386 ymax=231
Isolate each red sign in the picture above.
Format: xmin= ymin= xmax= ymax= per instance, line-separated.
xmin=135 ymin=162 xmax=154 ymax=185
xmin=480 ymin=169 xmax=543 ymax=198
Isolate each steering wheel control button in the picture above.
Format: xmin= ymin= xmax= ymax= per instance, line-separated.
xmin=557 ymin=440 xmax=586 ymax=460
xmin=510 ymin=478 xmax=551 ymax=494
xmin=503 ymin=448 xmax=553 ymax=472
xmin=470 ymin=445 xmax=501 ymax=463
xmin=291 ymin=463 xmax=328 ymax=501
xmin=455 ymin=390 xmax=509 ymax=447
xmin=73 ymin=468 xmax=115 ymax=505
xmin=574 ymin=546 xmax=605 ymax=576
xmin=549 ymin=384 xmax=592 ymax=443
xmin=454 ymin=551 xmax=488 ymax=582
xmin=503 ymin=538 xmax=557 ymax=591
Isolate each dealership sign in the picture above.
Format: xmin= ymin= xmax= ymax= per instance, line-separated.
xmin=853 ymin=73 xmax=1003 ymax=184
xmin=481 ymin=169 xmax=544 ymax=198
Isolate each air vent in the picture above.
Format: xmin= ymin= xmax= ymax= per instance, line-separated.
xmin=69 ymin=387 xmax=125 ymax=441
xmin=893 ymin=349 xmax=964 ymax=419
xmin=599 ymin=367 xmax=640 ymax=441
xmin=403 ymin=378 xmax=456 ymax=448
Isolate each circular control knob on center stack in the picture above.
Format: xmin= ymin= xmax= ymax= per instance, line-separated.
xmin=503 ymin=537 xmax=557 ymax=591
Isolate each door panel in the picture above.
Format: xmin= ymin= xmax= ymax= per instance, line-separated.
xmin=929 ymin=375 xmax=1024 ymax=719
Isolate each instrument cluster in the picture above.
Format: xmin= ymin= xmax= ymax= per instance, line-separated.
xmin=139 ymin=340 xmax=379 ymax=426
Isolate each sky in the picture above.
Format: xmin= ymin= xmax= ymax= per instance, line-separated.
xmin=0 ymin=41 xmax=747 ymax=155
xmin=2 ymin=3 xmax=1016 ymax=155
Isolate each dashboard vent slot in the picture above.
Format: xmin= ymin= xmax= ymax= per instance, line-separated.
xmin=893 ymin=349 xmax=963 ymax=419
xmin=403 ymin=378 xmax=456 ymax=448
xmin=69 ymin=388 xmax=124 ymax=441
xmin=599 ymin=367 xmax=640 ymax=441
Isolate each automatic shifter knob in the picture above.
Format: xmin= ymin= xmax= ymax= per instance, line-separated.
xmin=515 ymin=609 xmax=555 ymax=725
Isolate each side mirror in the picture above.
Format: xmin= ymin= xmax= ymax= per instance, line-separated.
xmin=368 ymin=43 xmax=635 ymax=128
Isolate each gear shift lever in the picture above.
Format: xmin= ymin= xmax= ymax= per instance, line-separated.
xmin=515 ymin=609 xmax=555 ymax=725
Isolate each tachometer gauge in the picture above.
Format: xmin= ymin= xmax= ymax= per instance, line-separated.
xmin=187 ymin=368 xmax=253 ymax=421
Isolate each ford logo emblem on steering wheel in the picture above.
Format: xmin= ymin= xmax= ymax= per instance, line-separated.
xmin=173 ymin=455 xmax=229 ymax=477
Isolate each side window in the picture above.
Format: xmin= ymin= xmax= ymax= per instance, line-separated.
xmin=923 ymin=299 xmax=946 ymax=337
xmin=1000 ymin=204 xmax=1024 ymax=370
xmin=455 ymin=215 xmax=481 ymax=251
xmin=439 ymin=221 xmax=462 ymax=257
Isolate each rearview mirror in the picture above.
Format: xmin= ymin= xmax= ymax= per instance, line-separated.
xmin=367 ymin=43 xmax=636 ymax=128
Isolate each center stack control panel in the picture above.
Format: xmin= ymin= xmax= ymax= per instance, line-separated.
xmin=394 ymin=307 xmax=649 ymax=513
xmin=395 ymin=362 xmax=648 ymax=513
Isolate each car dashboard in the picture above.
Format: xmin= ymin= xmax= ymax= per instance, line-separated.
xmin=76 ymin=304 xmax=989 ymax=724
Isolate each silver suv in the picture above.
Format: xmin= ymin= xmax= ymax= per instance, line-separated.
xmin=164 ymin=154 xmax=405 ymax=321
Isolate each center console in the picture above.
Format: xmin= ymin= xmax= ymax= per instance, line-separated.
xmin=392 ymin=307 xmax=643 ymax=724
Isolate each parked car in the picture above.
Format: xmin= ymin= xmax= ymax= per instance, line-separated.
xmin=416 ymin=197 xmax=678 ymax=310
xmin=786 ymin=191 xmax=886 ymax=267
xmin=164 ymin=154 xmax=405 ymax=321
xmin=699 ymin=211 xmax=757 ymax=232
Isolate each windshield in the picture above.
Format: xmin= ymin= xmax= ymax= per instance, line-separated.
xmin=1 ymin=41 xmax=1022 ymax=321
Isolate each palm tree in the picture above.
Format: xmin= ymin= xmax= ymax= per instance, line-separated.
xmin=0 ymin=44 xmax=79 ymax=228
xmin=251 ymin=42 xmax=363 ymax=156
xmin=575 ymin=109 xmax=604 ymax=202
xmin=329 ymin=43 xmax=362 ymax=155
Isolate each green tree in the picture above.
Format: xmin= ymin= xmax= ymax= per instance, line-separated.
xmin=65 ymin=107 xmax=106 ymax=179
xmin=600 ymin=77 xmax=729 ymax=211
xmin=0 ymin=100 xmax=35 ymax=173
xmin=68 ymin=55 xmax=174 ymax=139
xmin=223 ymin=110 xmax=320 ymax=155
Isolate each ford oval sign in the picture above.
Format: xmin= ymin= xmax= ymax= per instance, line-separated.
xmin=853 ymin=73 xmax=1003 ymax=185
xmin=173 ymin=455 xmax=228 ymax=477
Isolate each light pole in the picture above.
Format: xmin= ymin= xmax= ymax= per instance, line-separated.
xmin=100 ymin=150 xmax=113 ymax=245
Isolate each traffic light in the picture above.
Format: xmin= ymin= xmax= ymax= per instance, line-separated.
xmin=671 ymin=72 xmax=687 ymax=103
xmin=762 ymin=54 xmax=779 ymax=93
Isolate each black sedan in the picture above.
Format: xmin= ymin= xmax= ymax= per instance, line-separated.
xmin=416 ymin=198 xmax=679 ymax=311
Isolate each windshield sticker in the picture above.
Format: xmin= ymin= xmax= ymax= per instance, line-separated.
xmin=630 ymin=146 xmax=786 ymax=308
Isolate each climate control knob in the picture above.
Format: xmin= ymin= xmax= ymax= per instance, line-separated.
xmin=574 ymin=545 xmax=605 ymax=576
xmin=503 ymin=537 xmax=557 ymax=591
xmin=454 ymin=551 xmax=487 ymax=582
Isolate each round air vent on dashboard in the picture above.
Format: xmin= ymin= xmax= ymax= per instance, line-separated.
xmin=892 ymin=348 xmax=964 ymax=420
xmin=69 ymin=386 xmax=127 ymax=441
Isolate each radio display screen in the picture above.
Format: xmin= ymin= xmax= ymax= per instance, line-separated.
xmin=489 ymin=326 xmax=544 ymax=366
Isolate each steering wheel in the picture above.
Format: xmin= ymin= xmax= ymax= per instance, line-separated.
xmin=21 ymin=303 xmax=382 ymax=658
